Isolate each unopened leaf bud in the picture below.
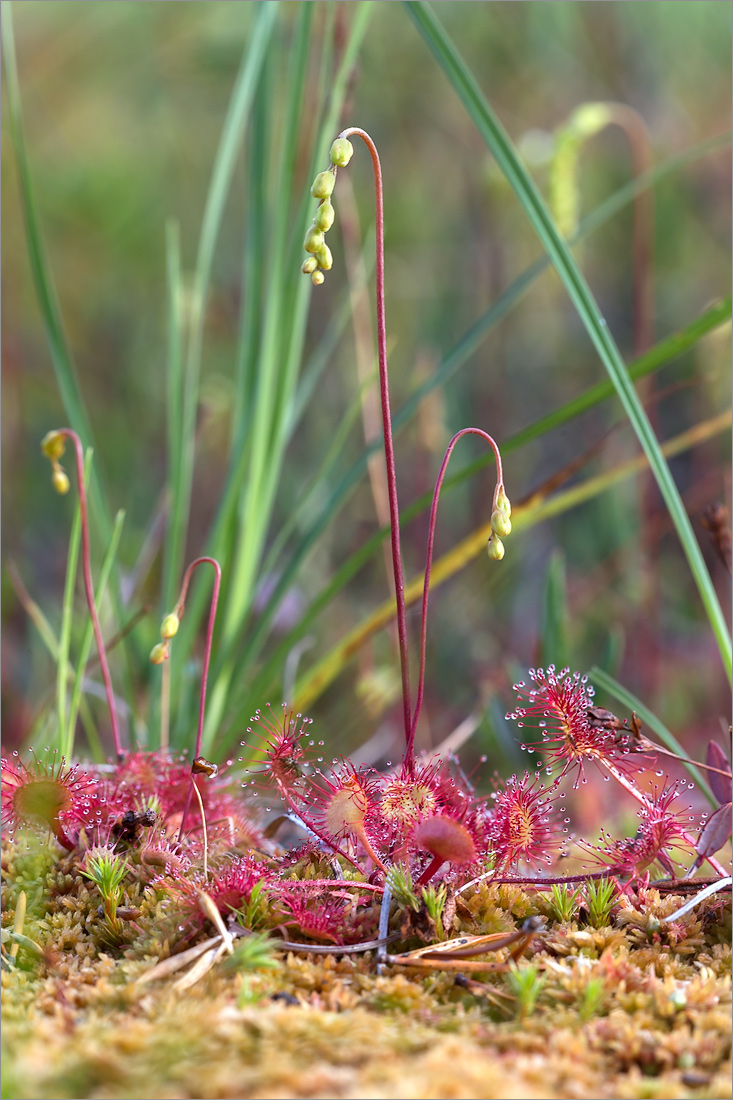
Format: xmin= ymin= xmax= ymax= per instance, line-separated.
xmin=311 ymin=171 xmax=335 ymax=200
xmin=302 ymin=256 xmax=318 ymax=275
xmin=52 ymin=468 xmax=70 ymax=495
xmin=160 ymin=613 xmax=180 ymax=640
xmin=487 ymin=536 xmax=505 ymax=561
xmin=314 ymin=199 xmax=335 ymax=232
xmin=315 ymin=243 xmax=333 ymax=271
xmin=311 ymin=270 xmax=325 ymax=286
xmin=304 ymin=225 xmax=325 ymax=254
xmin=495 ymin=487 xmax=511 ymax=516
xmin=150 ymin=642 xmax=169 ymax=665
xmin=330 ymin=137 xmax=354 ymax=167
xmin=491 ymin=509 xmax=512 ymax=537
xmin=41 ymin=430 xmax=66 ymax=462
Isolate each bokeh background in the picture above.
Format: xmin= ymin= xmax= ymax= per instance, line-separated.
xmin=3 ymin=2 xmax=730 ymax=831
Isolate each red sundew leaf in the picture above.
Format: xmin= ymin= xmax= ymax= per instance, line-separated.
xmin=696 ymin=803 xmax=733 ymax=859
xmin=706 ymin=741 xmax=732 ymax=806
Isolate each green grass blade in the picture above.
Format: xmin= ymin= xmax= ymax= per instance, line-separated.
xmin=56 ymin=450 xmax=92 ymax=754
xmin=165 ymin=218 xmax=183 ymax=561
xmin=2 ymin=4 xmax=111 ymax=543
xmin=66 ymin=510 xmax=125 ymax=759
xmin=163 ymin=1 xmax=278 ymax=614
xmin=406 ymin=0 xmax=731 ymax=682
xmin=589 ymin=666 xmax=716 ymax=807
xmin=540 ymin=551 xmax=571 ymax=672
xmin=201 ymin=4 xmax=374 ymax=749
xmin=57 ymin=489 xmax=83 ymax=754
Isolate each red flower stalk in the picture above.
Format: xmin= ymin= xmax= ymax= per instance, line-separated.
xmin=41 ymin=429 xmax=122 ymax=758
xmin=1 ymin=750 xmax=99 ymax=849
xmin=160 ymin=556 xmax=221 ymax=841
xmin=322 ymin=128 xmax=412 ymax=754
xmin=508 ymin=666 xmax=617 ymax=784
xmin=409 ymin=427 xmax=507 ymax=763
xmin=490 ymin=772 xmax=560 ymax=871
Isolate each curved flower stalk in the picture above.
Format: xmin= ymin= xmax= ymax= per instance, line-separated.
xmin=303 ymin=128 xmax=412 ymax=750
xmin=409 ymin=427 xmax=510 ymax=762
xmin=41 ymin=429 xmax=122 ymax=759
xmin=148 ymin=556 xmax=221 ymax=841
xmin=304 ymin=132 xmax=510 ymax=773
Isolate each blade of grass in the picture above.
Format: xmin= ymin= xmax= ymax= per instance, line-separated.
xmin=56 ymin=451 xmax=92 ymax=753
xmin=406 ymin=0 xmax=731 ymax=681
xmin=1 ymin=4 xmax=111 ymax=544
xmin=6 ymin=563 xmax=59 ymax=661
xmin=540 ymin=550 xmax=571 ymax=672
xmin=290 ymin=410 xmax=731 ymax=718
xmin=589 ymin=666 xmax=716 ymax=807
xmin=56 ymin=504 xmax=81 ymax=755
xmin=66 ymin=510 xmax=125 ymax=759
xmin=162 ymin=0 xmax=278 ymax=615
xmin=200 ymin=3 xmax=374 ymax=750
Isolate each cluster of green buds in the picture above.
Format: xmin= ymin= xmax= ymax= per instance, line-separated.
xmin=487 ymin=486 xmax=512 ymax=561
xmin=301 ymin=136 xmax=354 ymax=285
xmin=40 ymin=430 xmax=70 ymax=495
xmin=150 ymin=610 xmax=180 ymax=665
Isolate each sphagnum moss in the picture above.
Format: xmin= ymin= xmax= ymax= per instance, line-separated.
xmin=2 ymin=833 xmax=730 ymax=1100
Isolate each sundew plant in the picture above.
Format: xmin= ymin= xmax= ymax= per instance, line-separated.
xmin=1 ymin=6 xmax=731 ymax=1095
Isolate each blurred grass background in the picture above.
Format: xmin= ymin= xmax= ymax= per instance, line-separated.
xmin=2 ymin=2 xmax=730 ymax=806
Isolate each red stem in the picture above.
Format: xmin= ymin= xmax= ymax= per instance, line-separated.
xmin=175 ymin=557 xmax=221 ymax=841
xmin=338 ymin=127 xmax=412 ymax=753
xmin=408 ymin=428 xmax=504 ymax=761
xmin=59 ymin=430 xmax=122 ymax=759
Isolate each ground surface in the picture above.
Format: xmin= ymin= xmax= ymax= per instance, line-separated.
xmin=2 ymin=843 xmax=731 ymax=1100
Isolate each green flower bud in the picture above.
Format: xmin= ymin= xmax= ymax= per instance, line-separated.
xmin=51 ymin=468 xmax=70 ymax=495
xmin=302 ymin=257 xmax=318 ymax=275
xmin=314 ymin=199 xmax=335 ymax=232
xmin=41 ymin=430 xmax=66 ymax=462
xmin=311 ymin=270 xmax=325 ymax=286
xmin=330 ymin=137 xmax=354 ymax=167
xmin=491 ymin=509 xmax=512 ymax=538
xmin=160 ymin=613 xmax=180 ymax=640
xmin=495 ymin=487 xmax=511 ymax=516
xmin=304 ymin=225 xmax=325 ymax=254
xmin=487 ymin=536 xmax=504 ymax=561
xmin=315 ymin=243 xmax=333 ymax=271
xmin=311 ymin=171 xmax=335 ymax=200
xmin=150 ymin=642 xmax=169 ymax=665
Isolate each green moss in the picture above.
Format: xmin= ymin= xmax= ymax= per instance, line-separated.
xmin=2 ymin=838 xmax=731 ymax=1099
